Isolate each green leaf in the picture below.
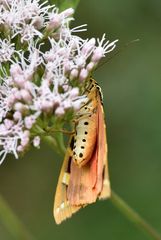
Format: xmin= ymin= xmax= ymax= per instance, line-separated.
xmin=49 ymin=0 xmax=80 ymax=11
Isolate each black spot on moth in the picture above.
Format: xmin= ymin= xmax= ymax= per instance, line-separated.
xmin=67 ymin=156 xmax=72 ymax=173
xmin=79 ymin=153 xmax=83 ymax=158
xmin=70 ymin=136 xmax=75 ymax=150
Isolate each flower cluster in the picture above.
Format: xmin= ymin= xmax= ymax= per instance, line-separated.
xmin=0 ymin=0 xmax=118 ymax=164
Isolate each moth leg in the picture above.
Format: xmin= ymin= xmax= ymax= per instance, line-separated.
xmin=45 ymin=127 xmax=75 ymax=135
xmin=59 ymin=129 xmax=75 ymax=135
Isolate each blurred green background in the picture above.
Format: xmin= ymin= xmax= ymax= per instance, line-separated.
xmin=1 ymin=0 xmax=161 ymax=239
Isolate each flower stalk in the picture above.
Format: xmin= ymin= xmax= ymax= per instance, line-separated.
xmin=0 ymin=195 xmax=35 ymax=240
xmin=111 ymin=191 xmax=161 ymax=240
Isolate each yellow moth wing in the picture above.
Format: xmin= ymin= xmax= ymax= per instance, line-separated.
xmin=53 ymin=143 xmax=80 ymax=224
xmin=97 ymin=97 xmax=111 ymax=199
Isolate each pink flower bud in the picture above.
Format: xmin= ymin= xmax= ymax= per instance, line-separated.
xmin=23 ymin=130 xmax=30 ymax=137
xmin=41 ymin=100 xmax=53 ymax=113
xmin=31 ymin=16 xmax=44 ymax=29
xmin=13 ymin=75 xmax=26 ymax=88
xmin=13 ymin=111 xmax=22 ymax=121
xmin=60 ymin=8 xmax=74 ymax=18
xmin=91 ymin=47 xmax=104 ymax=62
xmin=86 ymin=62 xmax=95 ymax=71
xmin=24 ymin=82 xmax=35 ymax=96
xmin=64 ymin=60 xmax=71 ymax=73
xmin=48 ymin=14 xmax=61 ymax=30
xmin=4 ymin=119 xmax=13 ymax=129
xmin=63 ymin=99 xmax=71 ymax=109
xmin=0 ymin=124 xmax=8 ymax=136
xmin=10 ymin=64 xmax=23 ymax=77
xmin=53 ymin=96 xmax=61 ymax=106
xmin=70 ymin=88 xmax=79 ymax=98
xmin=58 ymin=48 xmax=67 ymax=57
xmin=75 ymin=57 xmax=85 ymax=68
xmin=79 ymin=68 xmax=89 ymax=82
xmin=17 ymin=145 xmax=24 ymax=152
xmin=20 ymin=89 xmax=32 ymax=102
xmin=14 ymin=90 xmax=22 ymax=100
xmin=63 ymin=84 xmax=69 ymax=92
xmin=82 ymin=38 xmax=96 ymax=55
xmin=24 ymin=116 xmax=36 ymax=129
xmin=70 ymin=68 xmax=78 ymax=80
xmin=21 ymin=136 xmax=29 ymax=147
xmin=55 ymin=106 xmax=65 ymax=116
xmin=7 ymin=95 xmax=16 ymax=107
xmin=14 ymin=102 xmax=28 ymax=112
xmin=72 ymin=101 xmax=82 ymax=110
xmin=33 ymin=136 xmax=40 ymax=148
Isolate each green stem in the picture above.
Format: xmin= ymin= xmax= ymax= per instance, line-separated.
xmin=44 ymin=132 xmax=66 ymax=156
xmin=0 ymin=195 xmax=35 ymax=240
xmin=111 ymin=191 xmax=161 ymax=240
xmin=54 ymin=133 xmax=66 ymax=156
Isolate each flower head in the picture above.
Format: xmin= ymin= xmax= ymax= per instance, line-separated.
xmin=0 ymin=1 xmax=118 ymax=164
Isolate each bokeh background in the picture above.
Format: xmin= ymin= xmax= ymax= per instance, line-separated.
xmin=1 ymin=0 xmax=161 ymax=239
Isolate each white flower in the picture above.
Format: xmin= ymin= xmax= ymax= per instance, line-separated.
xmin=91 ymin=34 xmax=118 ymax=62
xmin=0 ymin=137 xmax=18 ymax=164
xmin=19 ymin=24 xmax=43 ymax=42
xmin=1 ymin=0 xmax=51 ymax=42
xmin=0 ymin=1 xmax=118 ymax=164
xmin=0 ymin=77 xmax=12 ymax=121
xmin=0 ymin=39 xmax=15 ymax=64
xmin=0 ymin=120 xmax=26 ymax=163
xmin=47 ymin=7 xmax=74 ymax=31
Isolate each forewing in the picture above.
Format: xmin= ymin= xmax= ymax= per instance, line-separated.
xmin=97 ymin=98 xmax=111 ymax=199
xmin=67 ymin=141 xmax=98 ymax=205
xmin=53 ymin=140 xmax=81 ymax=224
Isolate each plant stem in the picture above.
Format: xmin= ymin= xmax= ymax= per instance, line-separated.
xmin=0 ymin=194 xmax=35 ymax=240
xmin=43 ymin=133 xmax=66 ymax=156
xmin=111 ymin=191 xmax=161 ymax=240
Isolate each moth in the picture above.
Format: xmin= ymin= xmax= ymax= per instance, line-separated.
xmin=53 ymin=78 xmax=111 ymax=224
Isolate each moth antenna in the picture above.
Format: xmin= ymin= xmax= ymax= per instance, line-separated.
xmin=60 ymin=129 xmax=75 ymax=135
xmin=96 ymin=38 xmax=140 ymax=70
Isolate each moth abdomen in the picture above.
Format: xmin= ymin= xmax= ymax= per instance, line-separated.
xmin=72 ymin=115 xmax=97 ymax=167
